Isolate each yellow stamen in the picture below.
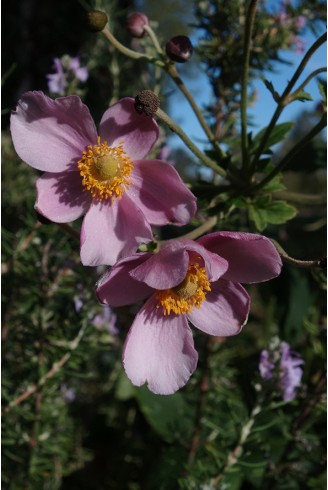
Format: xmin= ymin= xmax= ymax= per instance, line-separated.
xmin=156 ymin=263 xmax=211 ymax=316
xmin=77 ymin=137 xmax=133 ymax=201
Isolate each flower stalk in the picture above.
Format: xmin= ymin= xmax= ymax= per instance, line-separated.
xmin=155 ymin=107 xmax=227 ymax=177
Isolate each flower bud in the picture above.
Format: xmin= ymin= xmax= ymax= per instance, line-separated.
xmin=165 ymin=35 xmax=193 ymax=63
xmin=87 ymin=10 xmax=108 ymax=32
xmin=134 ymin=90 xmax=160 ymax=117
xmin=126 ymin=12 xmax=149 ymax=38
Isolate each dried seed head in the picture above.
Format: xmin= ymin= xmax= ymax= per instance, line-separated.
xmin=134 ymin=90 xmax=160 ymax=116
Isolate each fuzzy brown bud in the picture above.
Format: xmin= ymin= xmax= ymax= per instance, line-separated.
xmin=127 ymin=12 xmax=149 ymax=38
xmin=134 ymin=90 xmax=160 ymax=117
xmin=165 ymin=35 xmax=193 ymax=63
xmin=87 ymin=10 xmax=108 ymax=32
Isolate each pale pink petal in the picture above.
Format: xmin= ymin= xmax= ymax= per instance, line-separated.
xmin=10 ymin=91 xmax=97 ymax=172
xmin=99 ymin=98 xmax=159 ymax=160
xmin=96 ymin=254 xmax=154 ymax=306
xmin=127 ymin=160 xmax=197 ymax=225
xmin=198 ymin=232 xmax=282 ymax=283
xmin=188 ymin=279 xmax=250 ymax=336
xmin=35 ymin=171 xmax=92 ymax=223
xmin=130 ymin=245 xmax=190 ymax=289
xmin=130 ymin=238 xmax=228 ymax=289
xmin=123 ymin=296 xmax=198 ymax=395
xmin=80 ymin=194 xmax=153 ymax=266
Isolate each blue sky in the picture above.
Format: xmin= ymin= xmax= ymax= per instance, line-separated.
xmin=167 ymin=28 xmax=326 ymax=152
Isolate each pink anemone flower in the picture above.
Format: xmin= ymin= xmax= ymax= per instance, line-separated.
xmin=96 ymin=232 xmax=282 ymax=395
xmin=10 ymin=91 xmax=197 ymax=266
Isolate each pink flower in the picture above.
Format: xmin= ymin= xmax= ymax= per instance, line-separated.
xmin=10 ymin=92 xmax=196 ymax=266
xmin=96 ymin=232 xmax=282 ymax=394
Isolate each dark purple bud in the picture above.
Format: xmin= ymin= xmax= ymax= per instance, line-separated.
xmin=87 ymin=10 xmax=108 ymax=32
xmin=126 ymin=12 xmax=149 ymax=38
xmin=134 ymin=90 xmax=160 ymax=117
xmin=165 ymin=35 xmax=193 ymax=63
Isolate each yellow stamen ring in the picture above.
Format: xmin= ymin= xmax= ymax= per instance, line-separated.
xmin=77 ymin=137 xmax=133 ymax=201
xmin=156 ymin=263 xmax=211 ymax=316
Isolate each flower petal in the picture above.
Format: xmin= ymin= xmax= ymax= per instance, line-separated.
xmin=96 ymin=254 xmax=154 ymax=306
xmin=131 ymin=238 xmax=228 ymax=289
xmin=80 ymin=194 xmax=153 ymax=266
xmin=130 ymin=244 xmax=190 ymax=289
xmin=99 ymin=98 xmax=159 ymax=160
xmin=188 ymin=279 xmax=250 ymax=336
xmin=127 ymin=160 xmax=197 ymax=225
xmin=10 ymin=91 xmax=97 ymax=172
xmin=123 ymin=295 xmax=198 ymax=395
xmin=35 ymin=171 xmax=92 ymax=223
xmin=198 ymin=231 xmax=282 ymax=283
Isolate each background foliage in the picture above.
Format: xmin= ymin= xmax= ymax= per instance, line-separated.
xmin=2 ymin=0 xmax=326 ymax=489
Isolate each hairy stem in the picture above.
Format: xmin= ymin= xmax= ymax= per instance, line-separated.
xmin=166 ymin=64 xmax=227 ymax=159
xmin=155 ymin=107 xmax=227 ymax=176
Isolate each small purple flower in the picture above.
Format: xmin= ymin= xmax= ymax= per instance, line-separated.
xmin=259 ymin=340 xmax=303 ymax=401
xmin=69 ymin=57 xmax=89 ymax=82
xmin=92 ymin=305 xmax=119 ymax=335
xmin=46 ymin=56 xmax=89 ymax=95
xmin=259 ymin=350 xmax=275 ymax=380
xmin=47 ymin=58 xmax=67 ymax=95
xmin=294 ymin=15 xmax=307 ymax=30
xmin=279 ymin=342 xmax=304 ymax=401
xmin=61 ymin=385 xmax=76 ymax=403
xmin=97 ymin=232 xmax=282 ymax=394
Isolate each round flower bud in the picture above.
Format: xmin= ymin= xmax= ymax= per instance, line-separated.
xmin=87 ymin=10 xmax=108 ymax=32
xmin=126 ymin=12 xmax=149 ymax=38
xmin=134 ymin=90 xmax=160 ymax=117
xmin=165 ymin=35 xmax=193 ymax=63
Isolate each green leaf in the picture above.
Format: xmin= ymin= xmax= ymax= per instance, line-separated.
xmin=265 ymin=200 xmax=297 ymax=224
xmin=135 ymin=386 xmax=193 ymax=443
xmin=248 ymin=199 xmax=297 ymax=231
xmin=290 ymin=90 xmax=313 ymax=102
xmin=248 ymin=205 xmax=268 ymax=231
xmin=263 ymin=79 xmax=279 ymax=101
xmin=252 ymin=122 xmax=294 ymax=153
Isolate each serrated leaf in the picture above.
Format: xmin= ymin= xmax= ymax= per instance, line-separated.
xmin=248 ymin=205 xmax=268 ymax=231
xmin=252 ymin=122 xmax=294 ymax=154
xmin=248 ymin=199 xmax=297 ymax=231
xmin=265 ymin=200 xmax=297 ymax=224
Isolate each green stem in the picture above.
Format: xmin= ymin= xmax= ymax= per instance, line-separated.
xmin=273 ymin=190 xmax=326 ymax=206
xmin=166 ymin=64 xmax=227 ymax=160
xmin=250 ymin=32 xmax=327 ymax=172
xmin=155 ymin=107 xmax=227 ymax=177
xmin=102 ymin=27 xmax=152 ymax=62
xmin=143 ymin=24 xmax=164 ymax=54
xmin=253 ymin=116 xmax=326 ymax=191
xmin=271 ymin=239 xmax=324 ymax=269
xmin=241 ymin=0 xmax=258 ymax=174
xmin=290 ymin=67 xmax=327 ymax=98
xmin=212 ymin=404 xmax=261 ymax=484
